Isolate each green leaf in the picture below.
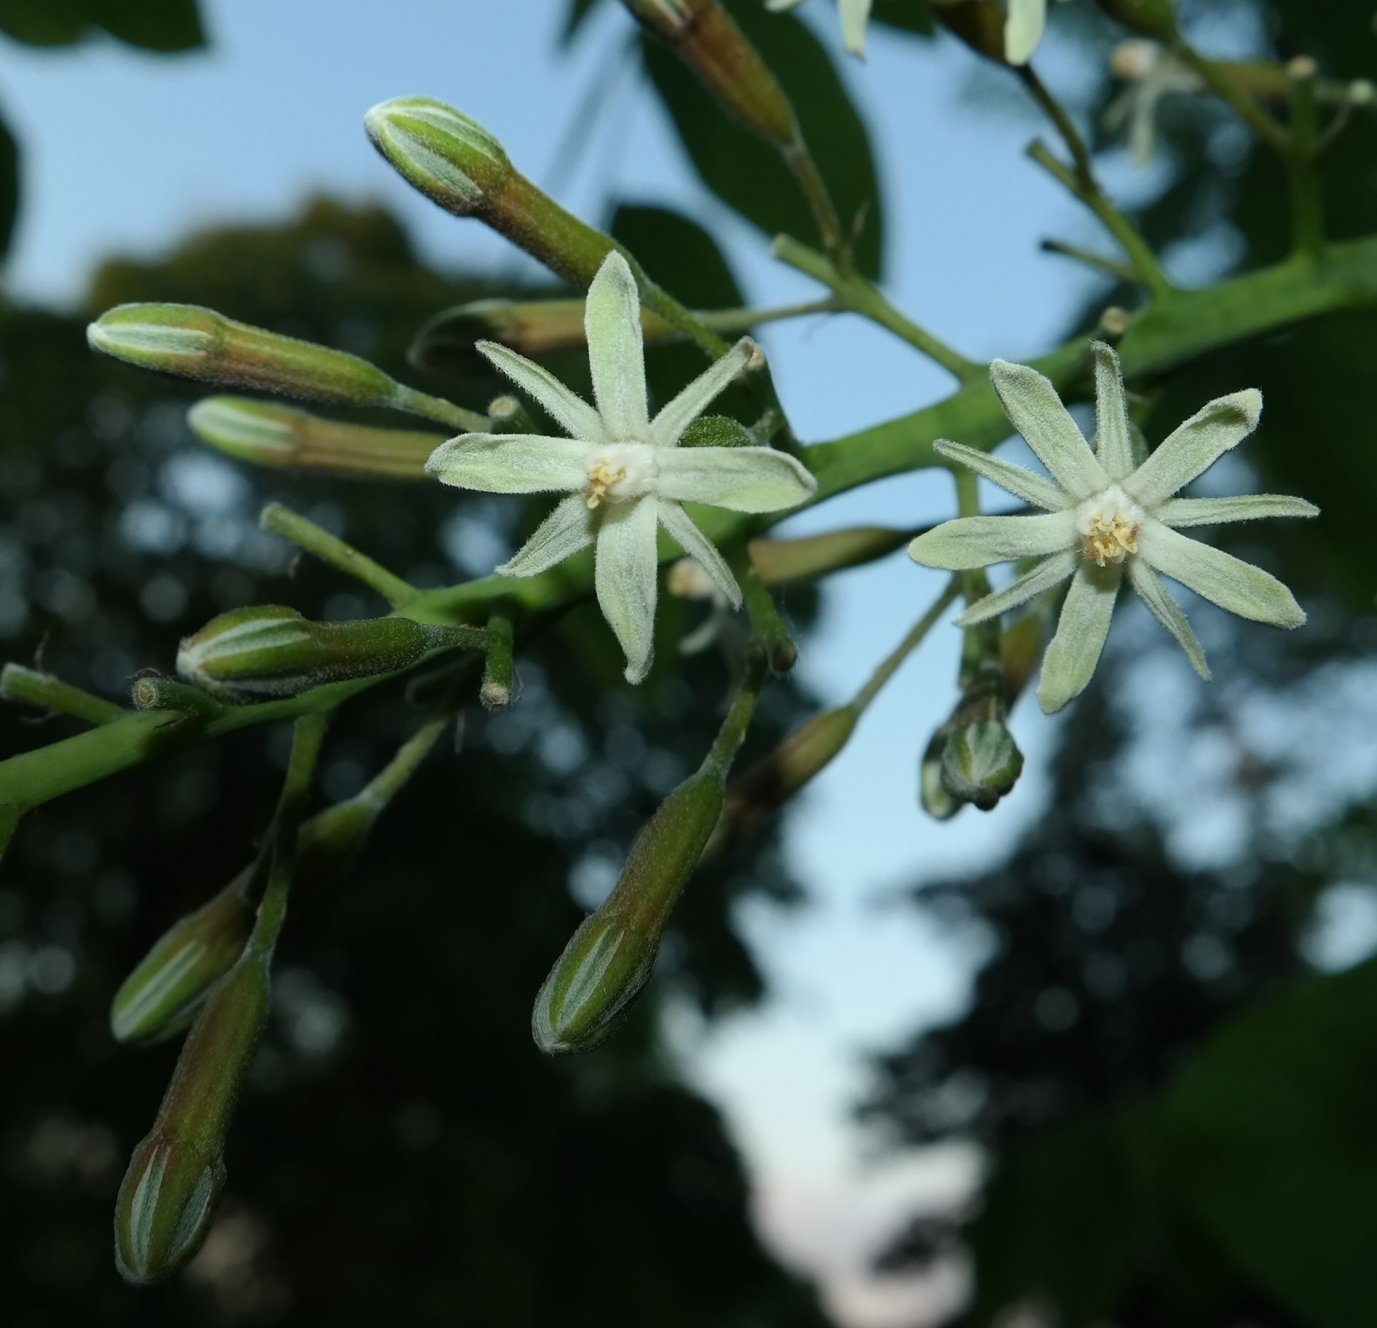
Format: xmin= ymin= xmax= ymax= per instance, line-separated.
xmin=640 ymin=6 xmax=884 ymax=277
xmin=0 ymin=0 xmax=86 ymax=45
xmin=80 ymin=0 xmax=206 ymax=52
xmin=870 ymin=0 xmax=936 ymax=36
xmin=561 ymin=0 xmax=604 ymax=45
xmin=0 ymin=111 xmax=17 ymax=264
xmin=611 ymin=202 xmax=744 ymax=309
xmin=1164 ymin=957 xmax=1377 ymax=1328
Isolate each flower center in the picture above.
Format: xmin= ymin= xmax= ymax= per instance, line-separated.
xmin=584 ymin=444 xmax=657 ymax=509
xmin=1075 ymin=485 xmax=1144 ymax=567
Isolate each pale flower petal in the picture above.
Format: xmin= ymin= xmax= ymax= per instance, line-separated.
xmin=585 ymin=251 xmax=649 ymax=440
xmin=1137 ymin=519 xmax=1305 ymax=629
xmin=1091 ymin=342 xmax=1135 ymax=481
xmin=1127 ymin=557 xmax=1210 ymax=679
xmin=655 ymin=446 xmax=816 ymax=513
xmin=650 ymin=337 xmax=755 ymax=448
xmin=476 ymin=341 xmax=605 ymax=442
xmin=1125 ymin=388 xmax=1262 ymax=509
xmin=1155 ymin=494 xmax=1319 ymax=528
xmin=426 ymin=434 xmax=590 ymax=493
xmin=935 ymin=439 xmax=1069 ymax=511
xmin=956 ymin=550 xmax=1078 ymax=627
xmin=1004 ymin=0 xmax=1047 ymax=66
xmin=1037 ymin=563 xmax=1120 ymax=714
xmin=595 ymin=496 xmax=660 ymax=684
xmin=658 ymin=500 xmax=743 ymax=609
xmin=497 ymin=493 xmax=594 ymax=578
xmin=990 ymin=359 xmax=1109 ymax=499
xmin=909 ymin=511 xmax=1077 ymax=571
xmin=840 ymin=0 xmax=873 ymax=57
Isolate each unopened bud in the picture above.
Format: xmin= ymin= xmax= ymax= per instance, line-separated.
xmin=364 ymin=97 xmax=512 ymax=216
xmin=188 ymin=397 xmax=439 ymax=480
xmin=749 ymin=526 xmax=912 ymax=587
xmin=88 ymin=305 xmax=400 ymax=407
xmin=928 ymin=0 xmax=1011 ymax=65
xmin=940 ymin=712 xmax=1023 ymax=811
xmin=919 ymin=730 xmax=961 ymax=821
xmin=1096 ymin=0 xmax=1178 ymax=40
xmin=113 ymin=952 xmax=270 ymax=1283
xmin=176 ymin=606 xmax=462 ymax=702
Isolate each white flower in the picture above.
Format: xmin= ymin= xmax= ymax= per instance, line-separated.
xmin=1103 ymin=39 xmax=1205 ymax=166
xmin=909 ymin=343 xmax=1317 ymax=714
xmin=1003 ymin=0 xmax=1046 ymax=66
xmin=766 ymin=0 xmax=872 ymax=59
xmin=426 ymin=252 xmax=816 ymax=684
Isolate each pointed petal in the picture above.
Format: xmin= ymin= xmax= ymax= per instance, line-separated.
xmin=658 ymin=501 xmax=742 ymax=609
xmin=426 ymin=434 xmax=589 ymax=493
xmin=909 ymin=511 xmax=1077 ymax=571
xmin=1004 ymin=0 xmax=1047 ymax=65
xmin=1125 ymin=388 xmax=1262 ymax=508
xmin=1091 ymin=341 xmax=1135 ymax=480
xmin=840 ymin=0 xmax=873 ymax=56
xmin=477 ymin=341 xmax=604 ymax=442
xmin=1038 ymin=563 xmax=1120 ymax=714
xmin=655 ymin=446 xmax=816 ymax=513
xmin=595 ymin=496 xmax=660 ymax=683
xmin=1155 ymin=494 xmax=1319 ymax=528
xmin=957 ymin=550 xmax=1078 ymax=626
xmin=1137 ymin=519 xmax=1305 ymax=628
xmin=936 ymin=439 xmax=1069 ymax=511
xmin=585 ymin=252 xmax=649 ymax=440
xmin=1127 ymin=557 xmax=1210 ymax=680
xmin=990 ymin=359 xmax=1108 ymax=499
xmin=650 ymin=338 xmax=754 ymax=448
xmin=497 ymin=493 xmax=594 ymax=577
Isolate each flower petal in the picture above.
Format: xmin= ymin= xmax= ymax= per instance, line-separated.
xmin=658 ymin=500 xmax=742 ymax=609
xmin=936 ymin=439 xmax=1069 ymax=511
xmin=426 ymin=434 xmax=590 ymax=493
xmin=1091 ymin=341 xmax=1135 ymax=481
xmin=909 ymin=511 xmax=1077 ymax=571
xmin=1004 ymin=0 xmax=1047 ymax=65
xmin=840 ymin=0 xmax=873 ymax=57
xmin=1125 ymin=388 xmax=1262 ymax=509
xmin=957 ymin=549 xmax=1078 ymax=626
xmin=655 ymin=446 xmax=816 ymax=513
xmin=1137 ymin=519 xmax=1305 ymax=628
xmin=1127 ymin=557 xmax=1210 ymax=680
xmin=497 ymin=493 xmax=594 ymax=577
xmin=595 ymin=496 xmax=660 ymax=683
xmin=476 ymin=341 xmax=604 ymax=442
xmin=585 ymin=251 xmax=649 ymax=440
xmin=1038 ymin=563 xmax=1120 ymax=714
xmin=1155 ymin=494 xmax=1319 ymax=528
xmin=990 ymin=359 xmax=1108 ymax=499
xmin=650 ymin=338 xmax=754 ymax=448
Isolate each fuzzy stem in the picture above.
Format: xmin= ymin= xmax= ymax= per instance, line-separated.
xmin=261 ymin=502 xmax=417 ymax=607
xmin=1 ymin=664 xmax=126 ymax=727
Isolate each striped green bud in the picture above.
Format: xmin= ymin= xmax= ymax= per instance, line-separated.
xmin=188 ymin=397 xmax=439 ymax=480
xmin=748 ymin=526 xmax=913 ymax=587
xmin=364 ymin=97 xmax=512 ymax=217
xmin=939 ymin=708 xmax=1023 ymax=812
xmin=88 ymin=304 xmax=400 ymax=407
xmin=113 ymin=951 xmax=270 ymax=1283
xmin=176 ymin=606 xmax=462 ymax=702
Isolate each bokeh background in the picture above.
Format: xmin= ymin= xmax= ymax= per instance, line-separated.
xmin=1 ymin=2 xmax=1375 ymax=1325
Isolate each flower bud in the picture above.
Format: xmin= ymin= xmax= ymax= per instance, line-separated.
xmin=110 ymin=871 xmax=256 ymax=1046
xmin=939 ymin=709 xmax=1024 ymax=811
xmin=1096 ymin=0 xmax=1177 ymax=39
xmin=927 ymin=0 xmax=1010 ymax=65
xmin=113 ymin=951 xmax=270 ymax=1283
xmin=188 ymin=397 xmax=439 ymax=480
xmin=88 ymin=304 xmax=400 ymax=407
xmin=748 ymin=526 xmax=912 ymax=587
xmin=680 ymin=415 xmax=753 ymax=449
xmin=176 ymin=607 xmax=456 ymax=702
xmin=533 ymin=764 xmax=726 ymax=1053
xmin=364 ymin=97 xmax=512 ymax=216
xmin=919 ymin=730 xmax=961 ymax=821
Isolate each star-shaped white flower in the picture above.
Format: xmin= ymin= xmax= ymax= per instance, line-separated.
xmin=766 ymin=0 xmax=872 ymax=59
xmin=909 ymin=343 xmax=1317 ymax=714
xmin=426 ymin=251 xmax=816 ymax=683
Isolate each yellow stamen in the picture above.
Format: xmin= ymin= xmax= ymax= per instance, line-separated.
xmin=1083 ymin=513 xmax=1139 ymax=567
xmin=585 ymin=460 xmax=627 ymax=509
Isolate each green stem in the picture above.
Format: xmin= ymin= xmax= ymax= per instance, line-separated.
xmin=735 ymin=552 xmax=797 ymax=675
xmin=392 ymin=384 xmax=488 ymax=433
xmin=781 ymin=143 xmax=848 ymax=268
xmin=1040 ymin=239 xmax=1138 ymax=285
xmin=261 ymin=502 xmax=417 ymax=606
xmin=1287 ymin=59 xmax=1324 ymax=262
xmin=853 ymin=580 xmax=961 ymax=713
xmin=480 ymin=601 xmax=517 ymax=709
xmin=1173 ymin=44 xmax=1290 ymax=154
xmin=697 ymin=297 xmax=842 ymax=334
xmin=704 ymin=648 xmax=769 ymax=777
xmin=359 ymin=709 xmax=452 ymax=809
xmin=1 ymin=664 xmax=126 ymax=727
xmin=773 ymin=235 xmax=979 ymax=381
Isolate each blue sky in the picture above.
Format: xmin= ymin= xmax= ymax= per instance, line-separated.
xmin=0 ymin=3 xmax=1161 ymax=1322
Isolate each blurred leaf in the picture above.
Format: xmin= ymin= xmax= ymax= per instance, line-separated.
xmin=0 ymin=0 xmax=85 ymax=45
xmin=0 ymin=111 xmax=17 ymax=263
xmin=640 ymin=5 xmax=884 ymax=277
xmin=611 ymin=201 xmax=744 ymax=308
xmin=871 ymin=0 xmax=935 ymax=36
xmin=562 ymin=0 xmax=605 ymax=44
xmin=81 ymin=0 xmax=206 ymax=52
xmin=1164 ymin=957 xmax=1377 ymax=1328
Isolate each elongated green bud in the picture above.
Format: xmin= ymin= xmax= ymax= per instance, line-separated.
xmin=111 ymin=871 xmax=256 ymax=1046
xmin=113 ymin=951 xmax=270 ymax=1283
xmin=748 ymin=527 xmax=912 ymax=587
xmin=176 ymin=606 xmax=469 ymax=701
xmin=188 ymin=397 xmax=440 ymax=480
xmin=927 ymin=0 xmax=1009 ymax=64
xmin=622 ymin=0 xmax=798 ymax=147
xmin=1096 ymin=0 xmax=1177 ymax=39
xmin=88 ymin=304 xmax=400 ymax=407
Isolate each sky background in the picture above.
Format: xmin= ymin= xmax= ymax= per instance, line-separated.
xmin=0 ymin=3 xmax=1210 ymax=1322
